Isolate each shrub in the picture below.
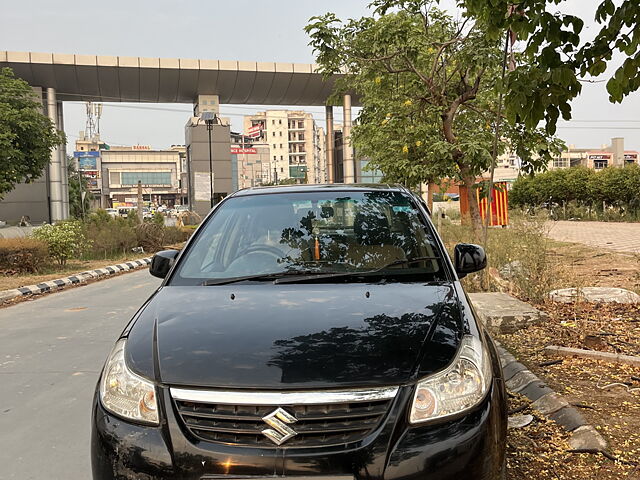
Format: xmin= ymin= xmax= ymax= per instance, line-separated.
xmin=164 ymin=226 xmax=191 ymax=246
xmin=510 ymin=165 xmax=640 ymax=221
xmin=135 ymin=222 xmax=166 ymax=252
xmin=32 ymin=221 xmax=90 ymax=266
xmin=150 ymin=212 xmax=164 ymax=225
xmin=438 ymin=214 xmax=562 ymax=303
xmin=85 ymin=213 xmax=137 ymax=258
xmin=0 ymin=238 xmax=49 ymax=273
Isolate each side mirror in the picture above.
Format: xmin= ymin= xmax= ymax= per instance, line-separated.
xmin=454 ymin=243 xmax=487 ymax=278
xmin=150 ymin=249 xmax=179 ymax=279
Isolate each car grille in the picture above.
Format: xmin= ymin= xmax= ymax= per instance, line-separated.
xmin=172 ymin=392 xmax=396 ymax=448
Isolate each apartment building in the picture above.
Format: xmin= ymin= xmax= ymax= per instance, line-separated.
xmin=243 ymin=110 xmax=327 ymax=184
xmin=550 ymin=137 xmax=639 ymax=170
xmin=230 ymin=131 xmax=271 ymax=189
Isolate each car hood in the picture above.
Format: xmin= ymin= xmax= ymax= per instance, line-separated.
xmin=125 ymin=283 xmax=463 ymax=389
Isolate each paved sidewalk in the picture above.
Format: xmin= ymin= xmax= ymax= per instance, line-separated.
xmin=546 ymin=221 xmax=640 ymax=253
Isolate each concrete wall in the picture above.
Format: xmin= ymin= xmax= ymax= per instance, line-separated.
xmin=0 ymin=177 xmax=50 ymax=224
xmin=0 ymin=87 xmax=51 ymax=224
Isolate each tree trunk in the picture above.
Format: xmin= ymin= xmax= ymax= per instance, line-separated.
xmin=460 ymin=166 xmax=482 ymax=239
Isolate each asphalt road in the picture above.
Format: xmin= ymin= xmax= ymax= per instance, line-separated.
xmin=0 ymin=269 xmax=161 ymax=480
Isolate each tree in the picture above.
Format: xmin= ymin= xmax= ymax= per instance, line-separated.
xmin=461 ymin=0 xmax=640 ymax=135
xmin=306 ymin=1 xmax=562 ymax=233
xmin=261 ymin=178 xmax=299 ymax=186
xmin=0 ymin=68 xmax=65 ymax=199
xmin=68 ymin=161 xmax=93 ymax=219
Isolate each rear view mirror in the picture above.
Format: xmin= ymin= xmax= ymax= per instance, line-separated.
xmin=150 ymin=250 xmax=179 ymax=278
xmin=454 ymin=243 xmax=487 ymax=278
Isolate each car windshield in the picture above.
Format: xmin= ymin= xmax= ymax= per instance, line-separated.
xmin=171 ymin=190 xmax=446 ymax=285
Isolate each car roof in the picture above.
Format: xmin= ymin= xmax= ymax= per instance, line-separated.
xmin=231 ymin=183 xmax=407 ymax=197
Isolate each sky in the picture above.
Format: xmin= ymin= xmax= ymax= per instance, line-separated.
xmin=1 ymin=0 xmax=639 ymax=152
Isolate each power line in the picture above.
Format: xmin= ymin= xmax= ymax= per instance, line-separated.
xmin=63 ymin=101 xmax=347 ymax=122
xmin=556 ymin=126 xmax=640 ymax=130
xmin=560 ymin=119 xmax=640 ymax=123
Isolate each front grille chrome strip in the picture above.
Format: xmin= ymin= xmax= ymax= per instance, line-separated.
xmin=170 ymin=385 xmax=399 ymax=405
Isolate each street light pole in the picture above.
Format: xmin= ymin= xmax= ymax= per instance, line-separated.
xmin=206 ymin=120 xmax=214 ymax=208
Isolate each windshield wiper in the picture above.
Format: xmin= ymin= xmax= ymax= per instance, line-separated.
xmin=202 ymin=257 xmax=442 ymax=286
xmin=273 ymin=256 xmax=441 ymax=284
xmin=379 ymin=256 xmax=440 ymax=269
xmin=202 ymin=270 xmax=327 ymax=286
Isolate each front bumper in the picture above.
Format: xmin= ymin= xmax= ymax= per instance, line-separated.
xmin=92 ymin=381 xmax=506 ymax=480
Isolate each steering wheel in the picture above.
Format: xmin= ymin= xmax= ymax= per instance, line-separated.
xmin=236 ymin=244 xmax=284 ymax=259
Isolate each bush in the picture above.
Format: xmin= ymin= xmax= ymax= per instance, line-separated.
xmin=438 ymin=215 xmax=562 ymax=303
xmin=32 ymin=221 xmax=90 ymax=266
xmin=135 ymin=222 xmax=166 ymax=252
xmin=510 ymin=165 xmax=640 ymax=221
xmin=150 ymin=212 xmax=164 ymax=225
xmin=0 ymin=238 xmax=49 ymax=273
xmin=85 ymin=212 xmax=137 ymax=258
xmin=164 ymin=226 xmax=191 ymax=246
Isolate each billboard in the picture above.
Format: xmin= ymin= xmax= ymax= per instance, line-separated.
xmin=74 ymin=150 xmax=100 ymax=171
xmin=247 ymin=123 xmax=263 ymax=138
xmin=78 ymin=157 xmax=98 ymax=170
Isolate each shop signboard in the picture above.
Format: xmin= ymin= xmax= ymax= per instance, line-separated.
xmin=231 ymin=147 xmax=257 ymax=154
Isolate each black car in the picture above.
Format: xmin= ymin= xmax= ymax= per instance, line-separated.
xmin=91 ymin=184 xmax=507 ymax=480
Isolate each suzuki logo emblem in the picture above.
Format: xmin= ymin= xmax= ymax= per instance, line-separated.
xmin=261 ymin=407 xmax=298 ymax=445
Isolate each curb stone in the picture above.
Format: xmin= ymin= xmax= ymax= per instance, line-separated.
xmin=496 ymin=342 xmax=607 ymax=453
xmin=0 ymin=257 xmax=152 ymax=303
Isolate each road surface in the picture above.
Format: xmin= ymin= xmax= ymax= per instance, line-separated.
xmin=0 ymin=269 xmax=160 ymax=480
xmin=546 ymin=220 xmax=640 ymax=254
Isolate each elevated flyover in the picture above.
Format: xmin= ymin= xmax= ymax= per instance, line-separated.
xmin=0 ymin=51 xmax=351 ymax=105
xmin=0 ymin=51 xmax=356 ymax=222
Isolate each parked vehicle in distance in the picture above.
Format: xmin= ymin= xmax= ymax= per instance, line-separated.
xmin=91 ymin=184 xmax=507 ymax=480
xmin=104 ymin=208 xmax=118 ymax=218
xmin=175 ymin=204 xmax=189 ymax=213
xmin=117 ymin=207 xmax=136 ymax=218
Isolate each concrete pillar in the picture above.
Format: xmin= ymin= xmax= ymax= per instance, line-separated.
xmin=46 ymin=88 xmax=64 ymax=222
xmin=611 ymin=137 xmax=624 ymax=167
xmin=342 ymin=94 xmax=355 ymax=183
xmin=325 ymin=106 xmax=335 ymax=183
xmin=57 ymin=101 xmax=69 ymax=218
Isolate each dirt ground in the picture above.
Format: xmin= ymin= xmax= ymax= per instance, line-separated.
xmin=501 ymin=242 xmax=640 ymax=479
xmin=549 ymin=240 xmax=640 ymax=294
xmin=0 ymin=255 xmax=140 ymax=291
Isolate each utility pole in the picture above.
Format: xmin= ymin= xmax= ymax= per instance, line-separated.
xmin=137 ymin=180 xmax=143 ymax=222
xmin=75 ymin=157 xmax=85 ymax=219
xmin=78 ymin=170 xmax=86 ymax=219
xmin=201 ymin=112 xmax=217 ymax=209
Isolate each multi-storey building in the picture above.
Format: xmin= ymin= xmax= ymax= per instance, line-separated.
xmin=73 ymin=136 xmax=187 ymax=209
xmin=243 ymin=110 xmax=326 ymax=184
xmin=230 ymin=132 xmax=271 ymax=189
xmin=99 ymin=146 xmax=183 ymax=208
xmin=550 ymin=137 xmax=639 ymax=170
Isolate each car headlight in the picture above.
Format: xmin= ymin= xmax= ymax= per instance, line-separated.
xmin=409 ymin=335 xmax=492 ymax=424
xmin=99 ymin=338 xmax=159 ymax=425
